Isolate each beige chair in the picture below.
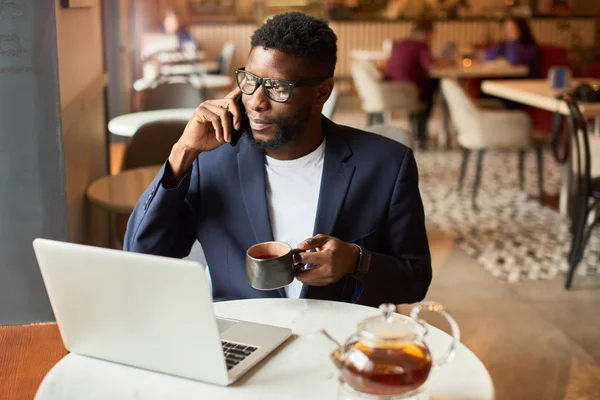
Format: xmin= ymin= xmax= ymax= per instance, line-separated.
xmin=322 ymin=87 xmax=339 ymax=120
xmin=115 ymin=120 xmax=188 ymax=247
xmin=121 ymin=120 xmax=187 ymax=171
xmin=351 ymin=60 xmax=421 ymax=126
xmin=382 ymin=38 xmax=394 ymax=58
xmin=142 ymin=81 xmax=203 ymax=111
xmin=367 ymin=124 xmax=413 ymax=148
xmin=219 ymin=41 xmax=235 ymax=76
xmin=440 ymin=78 xmax=546 ymax=208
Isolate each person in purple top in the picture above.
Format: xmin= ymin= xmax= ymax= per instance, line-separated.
xmin=485 ymin=17 xmax=542 ymax=79
xmin=384 ymin=20 xmax=438 ymax=149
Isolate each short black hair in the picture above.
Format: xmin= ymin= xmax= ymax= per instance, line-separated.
xmin=250 ymin=12 xmax=337 ymax=77
xmin=413 ymin=19 xmax=434 ymax=34
xmin=504 ymin=17 xmax=537 ymax=47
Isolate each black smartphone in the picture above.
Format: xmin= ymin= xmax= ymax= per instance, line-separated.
xmin=230 ymin=94 xmax=249 ymax=147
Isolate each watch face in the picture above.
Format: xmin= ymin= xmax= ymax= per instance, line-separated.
xmin=360 ymin=249 xmax=371 ymax=274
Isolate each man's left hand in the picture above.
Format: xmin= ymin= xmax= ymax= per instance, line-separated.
xmin=294 ymin=234 xmax=359 ymax=286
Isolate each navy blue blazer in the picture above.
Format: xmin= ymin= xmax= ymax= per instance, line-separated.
xmin=124 ymin=117 xmax=431 ymax=307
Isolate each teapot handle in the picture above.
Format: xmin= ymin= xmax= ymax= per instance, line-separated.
xmin=409 ymin=301 xmax=461 ymax=367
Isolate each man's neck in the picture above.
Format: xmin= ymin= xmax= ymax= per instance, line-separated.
xmin=265 ymin=120 xmax=324 ymax=161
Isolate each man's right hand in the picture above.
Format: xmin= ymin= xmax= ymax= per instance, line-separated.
xmin=165 ymin=87 xmax=243 ymax=187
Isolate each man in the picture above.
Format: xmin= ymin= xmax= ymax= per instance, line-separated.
xmin=384 ymin=20 xmax=438 ymax=149
xmin=125 ymin=12 xmax=431 ymax=307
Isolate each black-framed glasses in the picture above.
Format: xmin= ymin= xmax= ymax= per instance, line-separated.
xmin=234 ymin=68 xmax=330 ymax=103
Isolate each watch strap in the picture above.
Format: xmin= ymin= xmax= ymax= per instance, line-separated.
xmin=352 ymin=244 xmax=371 ymax=279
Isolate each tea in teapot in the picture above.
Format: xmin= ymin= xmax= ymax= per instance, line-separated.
xmin=332 ymin=341 xmax=432 ymax=395
xmin=323 ymin=302 xmax=460 ymax=398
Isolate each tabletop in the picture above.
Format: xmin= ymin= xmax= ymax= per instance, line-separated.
xmin=108 ymin=108 xmax=194 ymax=136
xmin=155 ymin=50 xmax=207 ymax=64
xmin=481 ymin=78 xmax=600 ymax=117
xmin=430 ymin=62 xmax=528 ymax=78
xmin=35 ymin=299 xmax=494 ymax=400
xmin=133 ymin=74 xmax=233 ymax=93
xmin=349 ymin=49 xmax=528 ymax=79
xmin=86 ymin=165 xmax=161 ymax=214
xmin=160 ymin=61 xmax=220 ymax=76
xmin=0 ymin=323 xmax=67 ymax=400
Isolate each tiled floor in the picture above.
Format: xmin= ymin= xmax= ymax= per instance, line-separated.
xmin=110 ymin=93 xmax=600 ymax=399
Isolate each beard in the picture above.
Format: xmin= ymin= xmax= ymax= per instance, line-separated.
xmin=246 ymin=105 xmax=312 ymax=151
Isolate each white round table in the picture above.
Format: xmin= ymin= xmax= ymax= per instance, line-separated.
xmin=133 ymin=74 xmax=233 ymax=93
xmin=108 ymin=109 xmax=194 ymax=137
xmin=34 ymin=299 xmax=494 ymax=400
xmin=160 ymin=61 xmax=220 ymax=76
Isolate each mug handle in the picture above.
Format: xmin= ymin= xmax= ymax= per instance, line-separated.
xmin=409 ymin=301 xmax=461 ymax=368
xmin=291 ymin=248 xmax=306 ymax=269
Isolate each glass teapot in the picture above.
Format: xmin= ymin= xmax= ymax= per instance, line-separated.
xmin=322 ymin=302 xmax=460 ymax=398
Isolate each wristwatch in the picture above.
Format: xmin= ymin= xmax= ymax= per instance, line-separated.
xmin=352 ymin=244 xmax=371 ymax=279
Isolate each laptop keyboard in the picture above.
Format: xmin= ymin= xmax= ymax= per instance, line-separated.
xmin=221 ymin=340 xmax=258 ymax=370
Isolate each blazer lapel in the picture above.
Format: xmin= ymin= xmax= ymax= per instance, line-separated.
xmin=312 ymin=118 xmax=355 ymax=237
xmin=237 ymin=140 xmax=284 ymax=298
xmin=301 ymin=118 xmax=355 ymax=300
xmin=237 ymin=140 xmax=274 ymax=245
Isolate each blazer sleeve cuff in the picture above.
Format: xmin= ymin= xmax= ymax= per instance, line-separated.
xmin=142 ymin=162 xmax=193 ymax=214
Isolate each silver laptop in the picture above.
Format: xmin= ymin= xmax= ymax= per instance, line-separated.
xmin=32 ymin=238 xmax=292 ymax=386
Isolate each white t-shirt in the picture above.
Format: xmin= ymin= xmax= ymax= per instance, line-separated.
xmin=265 ymin=139 xmax=326 ymax=298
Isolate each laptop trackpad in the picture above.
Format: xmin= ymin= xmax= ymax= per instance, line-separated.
xmin=216 ymin=318 xmax=239 ymax=334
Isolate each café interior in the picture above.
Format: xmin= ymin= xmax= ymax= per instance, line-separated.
xmin=1 ymin=0 xmax=600 ymax=399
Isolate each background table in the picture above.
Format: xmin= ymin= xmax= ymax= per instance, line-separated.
xmin=482 ymin=79 xmax=600 ymax=216
xmin=430 ymin=63 xmax=528 ymax=79
xmin=87 ymin=165 xmax=161 ymax=214
xmin=481 ymin=79 xmax=600 ymax=118
xmin=160 ymin=61 xmax=220 ymax=76
xmin=133 ymin=74 xmax=233 ymax=94
xmin=35 ymin=299 xmax=494 ymax=400
xmin=108 ymin=109 xmax=194 ymax=137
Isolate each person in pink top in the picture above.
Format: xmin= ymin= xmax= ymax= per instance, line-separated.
xmin=384 ymin=20 xmax=438 ymax=149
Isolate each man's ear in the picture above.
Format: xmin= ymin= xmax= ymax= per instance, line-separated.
xmin=316 ymin=79 xmax=334 ymax=107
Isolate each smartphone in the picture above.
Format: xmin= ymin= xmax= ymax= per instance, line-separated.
xmin=230 ymin=94 xmax=249 ymax=147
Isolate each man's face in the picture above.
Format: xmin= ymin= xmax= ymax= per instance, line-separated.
xmin=241 ymin=47 xmax=322 ymax=151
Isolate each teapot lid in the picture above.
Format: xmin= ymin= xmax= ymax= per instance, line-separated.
xmin=356 ymin=304 xmax=419 ymax=345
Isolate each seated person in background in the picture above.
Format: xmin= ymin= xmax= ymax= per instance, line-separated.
xmin=125 ymin=12 xmax=432 ymax=308
xmin=384 ymin=20 xmax=438 ymax=149
xmin=485 ymin=17 xmax=541 ymax=79
xmin=162 ymin=8 xmax=197 ymax=53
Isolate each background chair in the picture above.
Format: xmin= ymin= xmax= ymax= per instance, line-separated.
xmin=382 ymin=38 xmax=394 ymax=58
xmin=351 ymin=60 xmax=421 ymax=126
xmin=367 ymin=124 xmax=413 ymax=148
xmin=441 ymin=78 xmax=546 ymax=208
xmin=218 ymin=41 xmax=236 ymax=76
xmin=560 ymin=94 xmax=600 ymax=289
xmin=142 ymin=80 xmax=203 ymax=111
xmin=121 ymin=120 xmax=187 ymax=171
xmin=115 ymin=120 xmax=188 ymax=247
xmin=322 ymin=87 xmax=339 ymax=120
